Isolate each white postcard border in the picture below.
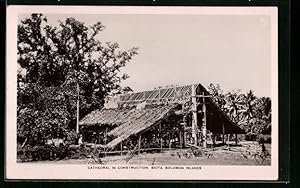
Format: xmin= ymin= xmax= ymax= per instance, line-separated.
xmin=6 ymin=5 xmax=278 ymax=180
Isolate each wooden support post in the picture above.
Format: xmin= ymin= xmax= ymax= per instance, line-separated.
xmin=183 ymin=114 xmax=187 ymax=148
xmin=179 ymin=129 xmax=182 ymax=149
xmin=104 ymin=127 xmax=108 ymax=157
xmin=191 ymin=84 xmax=198 ymax=146
xmin=98 ymin=133 xmax=100 ymax=145
xmin=227 ymin=134 xmax=230 ymax=147
xmin=104 ymin=127 xmax=108 ymax=145
xmin=120 ymin=141 xmax=123 ymax=156
xmin=202 ymin=92 xmax=207 ymax=148
xmin=138 ymin=135 xmax=141 ymax=155
xmin=212 ymin=133 xmax=216 ymax=147
xmin=168 ymin=134 xmax=171 ymax=150
xmin=222 ymin=123 xmax=225 ymax=145
xmin=235 ymin=133 xmax=238 ymax=145
xmin=159 ymin=123 xmax=163 ymax=151
xmin=182 ymin=127 xmax=185 ymax=148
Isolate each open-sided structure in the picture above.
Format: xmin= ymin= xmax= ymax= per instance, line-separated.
xmin=80 ymin=83 xmax=244 ymax=153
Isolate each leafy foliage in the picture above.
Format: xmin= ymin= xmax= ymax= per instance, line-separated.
xmin=17 ymin=144 xmax=72 ymax=162
xmin=17 ymin=14 xmax=138 ymax=148
xmin=208 ymin=83 xmax=271 ymax=136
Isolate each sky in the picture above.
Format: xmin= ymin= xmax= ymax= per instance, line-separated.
xmin=19 ymin=13 xmax=272 ymax=97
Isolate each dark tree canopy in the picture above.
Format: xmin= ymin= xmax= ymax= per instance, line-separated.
xmin=17 ymin=14 xmax=138 ymax=144
xmin=208 ymin=83 xmax=271 ymax=135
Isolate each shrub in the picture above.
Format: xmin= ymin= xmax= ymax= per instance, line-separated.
xmin=245 ymin=134 xmax=257 ymax=141
xmin=17 ymin=144 xmax=71 ymax=162
xmin=17 ymin=142 xmax=106 ymax=162
xmin=17 ymin=145 xmax=33 ymax=162
xmin=65 ymin=131 xmax=78 ymax=145
xmin=257 ymin=134 xmax=271 ymax=144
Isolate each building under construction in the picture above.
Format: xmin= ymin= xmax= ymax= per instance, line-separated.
xmin=79 ymin=83 xmax=244 ymax=154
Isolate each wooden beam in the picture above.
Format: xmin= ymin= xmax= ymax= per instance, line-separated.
xmin=21 ymin=138 xmax=27 ymax=148
xmin=104 ymin=127 xmax=108 ymax=145
xmin=182 ymin=122 xmax=186 ymax=148
xmin=212 ymin=133 xmax=216 ymax=147
xmin=101 ymin=147 xmax=178 ymax=155
xmin=191 ymin=84 xmax=198 ymax=146
xmin=222 ymin=123 xmax=225 ymax=144
xmin=168 ymin=134 xmax=171 ymax=150
xmin=179 ymin=129 xmax=182 ymax=149
xmin=105 ymin=127 xmax=108 ymax=157
xmin=227 ymin=134 xmax=230 ymax=147
xmin=235 ymin=133 xmax=238 ymax=145
xmin=202 ymin=91 xmax=207 ymax=148
xmin=138 ymin=135 xmax=142 ymax=155
xmin=120 ymin=141 xmax=123 ymax=156
xmin=194 ymin=95 xmax=212 ymax=98
xmin=159 ymin=122 xmax=163 ymax=151
xmin=186 ymin=143 xmax=201 ymax=149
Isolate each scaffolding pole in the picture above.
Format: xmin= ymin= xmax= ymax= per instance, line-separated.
xmin=191 ymin=84 xmax=198 ymax=146
xmin=201 ymin=92 xmax=207 ymax=148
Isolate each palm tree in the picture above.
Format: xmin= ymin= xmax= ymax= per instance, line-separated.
xmin=256 ymin=97 xmax=271 ymax=134
xmin=240 ymin=90 xmax=257 ymax=134
xmin=207 ymin=84 xmax=226 ymax=110
xmin=224 ymin=91 xmax=244 ymax=123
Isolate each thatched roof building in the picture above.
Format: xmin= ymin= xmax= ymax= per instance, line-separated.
xmin=81 ymin=104 xmax=179 ymax=148
xmin=80 ymin=83 xmax=244 ymax=149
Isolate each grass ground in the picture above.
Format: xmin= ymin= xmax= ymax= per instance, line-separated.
xmin=29 ymin=141 xmax=271 ymax=166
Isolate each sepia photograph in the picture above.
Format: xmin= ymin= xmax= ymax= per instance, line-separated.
xmin=6 ymin=6 xmax=278 ymax=180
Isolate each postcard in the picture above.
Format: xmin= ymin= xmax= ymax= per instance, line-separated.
xmin=6 ymin=5 xmax=278 ymax=180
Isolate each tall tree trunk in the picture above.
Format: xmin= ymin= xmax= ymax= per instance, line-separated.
xmin=76 ymin=82 xmax=80 ymax=134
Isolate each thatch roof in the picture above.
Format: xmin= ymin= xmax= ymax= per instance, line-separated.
xmin=80 ymin=107 xmax=135 ymax=126
xmin=80 ymin=83 xmax=245 ymax=148
xmin=80 ymin=104 xmax=179 ymax=148
xmin=106 ymin=104 xmax=178 ymax=148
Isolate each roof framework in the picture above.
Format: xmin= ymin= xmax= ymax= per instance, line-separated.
xmin=80 ymin=83 xmax=245 ymax=149
xmin=117 ymin=84 xmax=196 ymax=106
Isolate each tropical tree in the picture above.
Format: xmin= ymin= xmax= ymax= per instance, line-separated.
xmin=239 ymin=90 xmax=257 ymax=134
xmin=17 ymin=14 xmax=138 ymax=146
xmin=207 ymin=83 xmax=226 ymax=110
xmin=208 ymin=84 xmax=271 ymax=136
xmin=251 ymin=97 xmax=271 ymax=134
xmin=224 ymin=91 xmax=244 ymax=124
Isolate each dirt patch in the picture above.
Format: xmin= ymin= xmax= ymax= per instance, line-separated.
xmin=27 ymin=142 xmax=271 ymax=166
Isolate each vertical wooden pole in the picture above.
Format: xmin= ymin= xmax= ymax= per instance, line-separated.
xmin=182 ymin=121 xmax=186 ymax=148
xmin=202 ymin=92 xmax=207 ymax=148
xmin=98 ymin=133 xmax=100 ymax=145
xmin=227 ymin=134 xmax=230 ymax=147
xmin=179 ymin=129 xmax=182 ymax=149
xmin=159 ymin=123 xmax=163 ymax=151
xmin=138 ymin=135 xmax=141 ymax=155
xmin=104 ymin=127 xmax=108 ymax=145
xmin=222 ymin=123 xmax=225 ymax=145
xmin=212 ymin=133 xmax=216 ymax=147
xmin=76 ymin=83 xmax=80 ymax=134
xmin=105 ymin=127 xmax=108 ymax=157
xmin=168 ymin=134 xmax=171 ymax=150
xmin=235 ymin=133 xmax=238 ymax=145
xmin=120 ymin=141 xmax=123 ymax=156
xmin=191 ymin=85 xmax=198 ymax=146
